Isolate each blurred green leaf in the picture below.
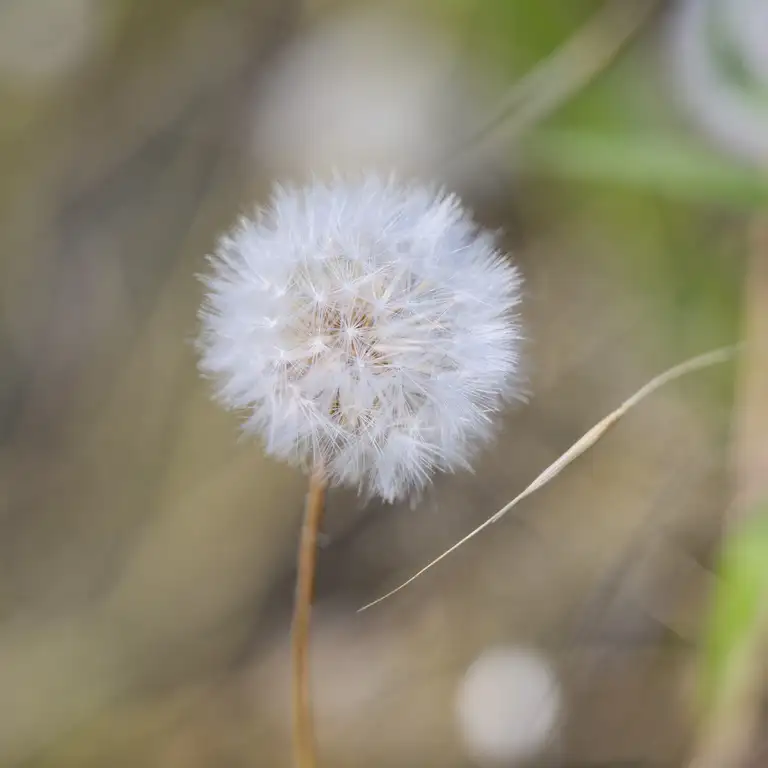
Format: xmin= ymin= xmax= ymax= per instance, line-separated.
xmin=700 ymin=511 xmax=768 ymax=713
xmin=460 ymin=0 xmax=601 ymax=75
xmin=523 ymin=129 xmax=768 ymax=206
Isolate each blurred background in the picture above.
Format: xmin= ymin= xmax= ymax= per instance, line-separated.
xmin=0 ymin=0 xmax=765 ymax=765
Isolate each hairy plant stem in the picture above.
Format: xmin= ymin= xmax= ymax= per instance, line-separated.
xmin=291 ymin=468 xmax=326 ymax=768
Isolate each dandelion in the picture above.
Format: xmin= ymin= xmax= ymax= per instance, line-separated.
xmin=197 ymin=175 xmax=523 ymax=502
xmin=196 ymin=174 xmax=522 ymax=768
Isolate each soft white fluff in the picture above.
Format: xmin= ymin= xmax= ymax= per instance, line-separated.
xmin=197 ymin=176 xmax=522 ymax=502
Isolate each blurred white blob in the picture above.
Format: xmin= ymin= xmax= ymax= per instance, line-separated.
xmin=670 ymin=0 xmax=768 ymax=165
xmin=0 ymin=0 xmax=99 ymax=86
xmin=252 ymin=5 xmax=483 ymax=183
xmin=727 ymin=0 xmax=768 ymax=81
xmin=456 ymin=647 xmax=561 ymax=765
xmin=253 ymin=609 xmax=400 ymax=735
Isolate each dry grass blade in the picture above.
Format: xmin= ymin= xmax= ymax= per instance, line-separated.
xmin=444 ymin=0 xmax=659 ymax=166
xmin=359 ymin=344 xmax=741 ymax=612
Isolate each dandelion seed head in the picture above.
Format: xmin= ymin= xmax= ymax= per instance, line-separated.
xmin=197 ymin=176 xmax=522 ymax=502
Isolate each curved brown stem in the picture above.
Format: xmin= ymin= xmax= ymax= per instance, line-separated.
xmin=291 ymin=468 xmax=326 ymax=768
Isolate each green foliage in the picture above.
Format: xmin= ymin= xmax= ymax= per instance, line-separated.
xmin=465 ymin=0 xmax=601 ymax=73
xmin=523 ymin=129 xmax=768 ymax=206
xmin=700 ymin=511 xmax=768 ymax=713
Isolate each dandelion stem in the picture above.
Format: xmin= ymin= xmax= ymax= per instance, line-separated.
xmin=292 ymin=467 xmax=326 ymax=768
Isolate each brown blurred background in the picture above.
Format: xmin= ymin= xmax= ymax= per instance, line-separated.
xmin=0 ymin=1 xmax=751 ymax=766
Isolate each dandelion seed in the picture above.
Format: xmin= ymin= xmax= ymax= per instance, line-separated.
xmin=197 ymin=175 xmax=523 ymax=502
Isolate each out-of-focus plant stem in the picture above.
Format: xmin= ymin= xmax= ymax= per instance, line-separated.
xmin=443 ymin=0 xmax=659 ymax=167
xmin=690 ymin=217 xmax=768 ymax=768
xmin=731 ymin=221 xmax=768 ymax=523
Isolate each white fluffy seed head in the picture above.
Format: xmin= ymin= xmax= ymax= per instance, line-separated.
xmin=197 ymin=175 xmax=523 ymax=502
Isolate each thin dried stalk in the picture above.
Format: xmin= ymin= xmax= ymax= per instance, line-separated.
xmin=442 ymin=0 xmax=659 ymax=166
xmin=292 ymin=468 xmax=326 ymax=768
xmin=359 ymin=344 xmax=740 ymax=612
